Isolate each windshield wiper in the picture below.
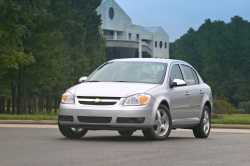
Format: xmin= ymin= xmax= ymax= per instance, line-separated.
xmin=85 ymin=80 xmax=101 ymax=82
xmin=113 ymin=81 xmax=131 ymax=83
xmin=86 ymin=80 xmax=132 ymax=83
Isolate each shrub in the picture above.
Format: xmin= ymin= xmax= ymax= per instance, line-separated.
xmin=214 ymin=99 xmax=237 ymax=114
xmin=239 ymin=101 xmax=250 ymax=114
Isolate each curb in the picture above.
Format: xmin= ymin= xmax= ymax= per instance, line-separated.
xmin=0 ymin=120 xmax=250 ymax=129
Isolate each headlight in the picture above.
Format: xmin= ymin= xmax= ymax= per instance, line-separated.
xmin=61 ymin=92 xmax=75 ymax=104
xmin=123 ymin=94 xmax=151 ymax=106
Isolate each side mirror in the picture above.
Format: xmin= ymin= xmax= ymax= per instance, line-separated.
xmin=170 ymin=79 xmax=187 ymax=88
xmin=78 ymin=76 xmax=88 ymax=83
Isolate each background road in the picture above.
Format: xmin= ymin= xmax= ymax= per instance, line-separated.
xmin=0 ymin=126 xmax=250 ymax=166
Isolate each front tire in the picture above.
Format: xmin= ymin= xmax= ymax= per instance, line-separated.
xmin=58 ymin=124 xmax=88 ymax=139
xmin=193 ymin=106 xmax=211 ymax=138
xmin=143 ymin=105 xmax=172 ymax=140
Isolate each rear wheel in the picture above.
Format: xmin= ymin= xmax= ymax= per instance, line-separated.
xmin=193 ymin=106 xmax=211 ymax=138
xmin=118 ymin=130 xmax=134 ymax=137
xmin=143 ymin=105 xmax=172 ymax=140
xmin=58 ymin=124 xmax=88 ymax=139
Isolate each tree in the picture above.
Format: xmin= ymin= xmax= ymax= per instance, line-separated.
xmin=171 ymin=16 xmax=250 ymax=106
xmin=0 ymin=0 xmax=106 ymax=114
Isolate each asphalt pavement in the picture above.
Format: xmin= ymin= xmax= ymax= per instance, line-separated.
xmin=0 ymin=125 xmax=250 ymax=166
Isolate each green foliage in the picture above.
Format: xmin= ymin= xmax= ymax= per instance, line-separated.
xmin=0 ymin=114 xmax=57 ymax=120
xmin=212 ymin=114 xmax=250 ymax=125
xmin=214 ymin=99 xmax=237 ymax=114
xmin=0 ymin=51 xmax=35 ymax=70
xmin=171 ymin=16 xmax=250 ymax=106
xmin=0 ymin=0 xmax=105 ymax=113
xmin=239 ymin=101 xmax=250 ymax=113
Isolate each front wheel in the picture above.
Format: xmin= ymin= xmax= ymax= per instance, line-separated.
xmin=143 ymin=105 xmax=172 ymax=140
xmin=193 ymin=106 xmax=211 ymax=138
xmin=58 ymin=124 xmax=88 ymax=139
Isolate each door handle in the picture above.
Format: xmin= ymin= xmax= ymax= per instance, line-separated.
xmin=185 ymin=91 xmax=191 ymax=96
xmin=200 ymin=90 xmax=205 ymax=95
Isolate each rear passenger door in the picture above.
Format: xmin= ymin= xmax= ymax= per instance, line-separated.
xmin=180 ymin=65 xmax=202 ymax=119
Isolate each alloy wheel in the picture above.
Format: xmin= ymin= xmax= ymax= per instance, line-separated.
xmin=203 ymin=110 xmax=210 ymax=135
xmin=153 ymin=108 xmax=170 ymax=137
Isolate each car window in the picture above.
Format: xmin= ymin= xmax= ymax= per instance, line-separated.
xmin=170 ymin=64 xmax=184 ymax=81
xmin=181 ymin=65 xmax=199 ymax=85
xmin=87 ymin=61 xmax=167 ymax=84
xmin=192 ymin=68 xmax=199 ymax=84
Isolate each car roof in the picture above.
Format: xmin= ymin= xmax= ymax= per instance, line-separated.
xmin=110 ymin=58 xmax=187 ymax=64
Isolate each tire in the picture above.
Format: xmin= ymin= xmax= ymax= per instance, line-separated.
xmin=143 ymin=104 xmax=172 ymax=140
xmin=58 ymin=123 xmax=88 ymax=139
xmin=118 ymin=130 xmax=134 ymax=137
xmin=193 ymin=105 xmax=211 ymax=139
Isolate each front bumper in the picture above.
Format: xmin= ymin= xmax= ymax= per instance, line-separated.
xmin=59 ymin=103 xmax=155 ymax=130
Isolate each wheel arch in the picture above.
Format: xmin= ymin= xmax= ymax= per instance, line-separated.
xmin=200 ymin=92 xmax=213 ymax=118
xmin=159 ymin=100 xmax=170 ymax=110
xmin=204 ymin=101 xmax=212 ymax=113
xmin=152 ymin=96 xmax=172 ymax=123
xmin=158 ymin=99 xmax=172 ymax=122
xmin=199 ymin=100 xmax=212 ymax=121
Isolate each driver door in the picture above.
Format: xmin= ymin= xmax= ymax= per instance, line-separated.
xmin=168 ymin=64 xmax=191 ymax=124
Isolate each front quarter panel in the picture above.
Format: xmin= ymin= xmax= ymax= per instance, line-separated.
xmin=147 ymin=85 xmax=172 ymax=120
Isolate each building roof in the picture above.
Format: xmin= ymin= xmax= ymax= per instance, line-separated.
xmin=100 ymin=0 xmax=168 ymax=36
xmin=145 ymin=26 xmax=169 ymax=38
xmin=144 ymin=27 xmax=162 ymax=33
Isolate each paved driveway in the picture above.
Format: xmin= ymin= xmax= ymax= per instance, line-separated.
xmin=0 ymin=125 xmax=250 ymax=166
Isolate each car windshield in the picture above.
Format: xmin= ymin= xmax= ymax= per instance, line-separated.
xmin=87 ymin=61 xmax=167 ymax=84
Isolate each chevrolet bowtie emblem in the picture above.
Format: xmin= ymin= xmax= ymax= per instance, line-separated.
xmin=94 ymin=98 xmax=101 ymax=103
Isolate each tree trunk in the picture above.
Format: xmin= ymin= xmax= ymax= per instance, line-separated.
xmin=28 ymin=96 xmax=32 ymax=114
xmin=46 ymin=96 xmax=52 ymax=113
xmin=7 ymin=98 xmax=11 ymax=113
xmin=11 ymin=81 xmax=17 ymax=114
xmin=0 ymin=96 xmax=4 ymax=113
xmin=16 ymin=68 xmax=22 ymax=114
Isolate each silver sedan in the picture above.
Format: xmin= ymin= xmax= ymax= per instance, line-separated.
xmin=58 ymin=58 xmax=213 ymax=140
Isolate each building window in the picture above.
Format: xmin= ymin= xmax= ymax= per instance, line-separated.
xmin=128 ymin=33 xmax=132 ymax=40
xmin=165 ymin=42 xmax=168 ymax=49
xmin=109 ymin=7 xmax=114 ymax=20
xmin=136 ymin=34 xmax=140 ymax=40
xmin=103 ymin=30 xmax=114 ymax=40
xmin=155 ymin=41 xmax=157 ymax=48
xmin=159 ymin=41 xmax=163 ymax=48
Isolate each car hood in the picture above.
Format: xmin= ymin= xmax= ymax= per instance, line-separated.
xmin=68 ymin=82 xmax=159 ymax=97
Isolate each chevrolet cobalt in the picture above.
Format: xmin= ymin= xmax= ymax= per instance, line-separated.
xmin=58 ymin=58 xmax=212 ymax=140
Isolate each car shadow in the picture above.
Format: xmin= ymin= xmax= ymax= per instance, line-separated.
xmin=56 ymin=135 xmax=195 ymax=142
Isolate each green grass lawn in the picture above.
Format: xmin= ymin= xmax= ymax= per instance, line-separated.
xmin=0 ymin=113 xmax=250 ymax=125
xmin=212 ymin=114 xmax=250 ymax=125
xmin=0 ymin=114 xmax=57 ymax=121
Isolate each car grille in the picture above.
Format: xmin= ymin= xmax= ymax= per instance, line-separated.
xmin=78 ymin=116 xmax=112 ymax=123
xmin=77 ymin=96 xmax=121 ymax=106
xmin=117 ymin=117 xmax=145 ymax=124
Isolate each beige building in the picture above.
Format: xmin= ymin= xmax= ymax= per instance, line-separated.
xmin=97 ymin=0 xmax=170 ymax=60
